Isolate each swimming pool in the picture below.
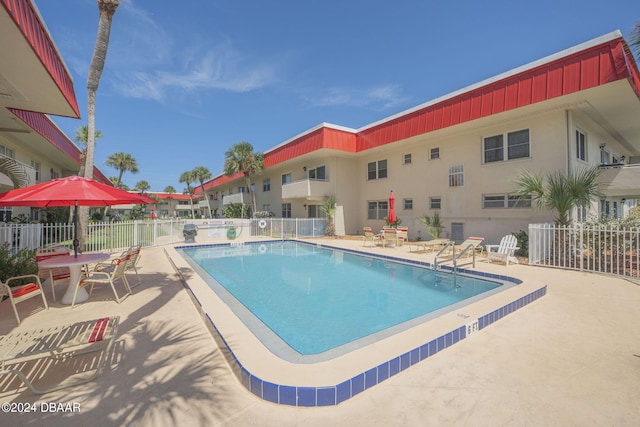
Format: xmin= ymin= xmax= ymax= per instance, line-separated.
xmin=178 ymin=241 xmax=508 ymax=361
xmin=169 ymin=240 xmax=545 ymax=406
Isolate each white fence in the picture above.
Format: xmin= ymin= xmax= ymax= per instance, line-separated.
xmin=529 ymin=223 xmax=640 ymax=278
xmin=0 ymin=218 xmax=327 ymax=253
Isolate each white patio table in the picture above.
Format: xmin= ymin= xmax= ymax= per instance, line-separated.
xmin=38 ymin=252 xmax=110 ymax=305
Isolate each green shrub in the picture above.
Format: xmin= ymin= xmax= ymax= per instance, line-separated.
xmin=511 ymin=230 xmax=528 ymax=257
xmin=0 ymin=244 xmax=38 ymax=287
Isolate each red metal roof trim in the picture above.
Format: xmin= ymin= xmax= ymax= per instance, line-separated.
xmin=357 ymin=38 xmax=633 ymax=150
xmin=264 ymin=127 xmax=356 ymax=168
xmin=1 ymin=0 xmax=80 ymax=118
xmin=8 ymin=108 xmax=110 ymax=185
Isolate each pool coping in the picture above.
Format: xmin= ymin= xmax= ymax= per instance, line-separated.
xmin=165 ymin=240 xmax=546 ymax=407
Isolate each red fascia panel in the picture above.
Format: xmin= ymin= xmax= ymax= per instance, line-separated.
xmin=264 ymin=127 xmax=356 ymax=168
xmin=357 ymin=37 xmax=633 ymax=148
xmin=1 ymin=0 xmax=80 ymax=118
xmin=9 ymin=108 xmax=81 ymax=163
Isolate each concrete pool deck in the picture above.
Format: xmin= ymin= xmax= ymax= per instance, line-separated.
xmin=1 ymin=236 xmax=639 ymax=425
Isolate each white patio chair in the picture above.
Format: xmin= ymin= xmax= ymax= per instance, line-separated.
xmin=486 ymin=235 xmax=519 ymax=266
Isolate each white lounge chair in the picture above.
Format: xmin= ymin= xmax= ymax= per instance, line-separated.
xmin=486 ymin=235 xmax=519 ymax=265
xmin=0 ymin=316 xmax=119 ymax=394
xmin=455 ymin=237 xmax=485 ymax=258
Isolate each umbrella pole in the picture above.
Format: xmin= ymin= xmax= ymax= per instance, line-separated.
xmin=73 ymin=202 xmax=79 ymax=257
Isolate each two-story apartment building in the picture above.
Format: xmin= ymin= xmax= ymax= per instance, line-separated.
xmin=1 ymin=0 xmax=110 ymax=221
xmin=200 ymin=31 xmax=640 ymax=244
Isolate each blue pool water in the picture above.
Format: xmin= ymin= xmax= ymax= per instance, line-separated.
xmin=178 ymin=241 xmax=502 ymax=356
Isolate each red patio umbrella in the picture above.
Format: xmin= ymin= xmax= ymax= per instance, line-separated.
xmin=0 ymin=176 xmax=155 ymax=256
xmin=388 ymin=190 xmax=397 ymax=224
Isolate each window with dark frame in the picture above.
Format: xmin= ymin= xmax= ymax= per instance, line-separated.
xmin=367 ymin=160 xmax=388 ymax=180
xmin=484 ymin=129 xmax=530 ymax=163
xmin=576 ymin=130 xmax=586 ymax=161
xmin=430 ymin=147 xmax=440 ymax=160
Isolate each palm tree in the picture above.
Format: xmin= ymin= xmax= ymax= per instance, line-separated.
xmin=164 ymin=185 xmax=176 ymax=194
xmin=515 ymin=166 xmax=602 ymax=226
xmin=133 ymin=180 xmax=151 ymax=194
xmin=223 ymin=142 xmax=264 ymax=217
xmin=192 ymin=166 xmax=213 ymax=218
xmin=104 ymin=152 xmax=138 ymax=218
xmin=80 ymin=0 xmax=119 ymax=250
xmin=74 ymin=125 xmax=102 ymax=176
xmin=321 ymin=194 xmax=337 ymax=236
xmin=105 ymin=152 xmax=139 ymax=189
xmin=179 ymin=170 xmax=197 ymax=219
xmin=629 ymin=22 xmax=640 ymax=60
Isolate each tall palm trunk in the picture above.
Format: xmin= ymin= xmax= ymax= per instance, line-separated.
xmin=78 ymin=0 xmax=119 ymax=251
xmin=245 ymin=174 xmax=257 ymax=217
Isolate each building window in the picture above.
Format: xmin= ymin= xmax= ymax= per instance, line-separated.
xmin=281 ymin=173 xmax=291 ymax=185
xmin=367 ymin=200 xmax=388 ymax=220
xmin=308 ymin=165 xmax=326 ymax=180
xmin=430 ymin=197 xmax=441 ymax=209
xmin=430 ymin=147 xmax=440 ymax=160
xmin=308 ymin=205 xmax=324 ymax=218
xmin=239 ymin=186 xmax=246 ymax=193
xmin=448 ymin=164 xmax=464 ymax=187
xmin=263 ymin=179 xmax=271 ymax=192
xmin=0 ymin=144 xmax=15 ymax=159
xmin=31 ymin=161 xmax=40 ymax=182
xmin=484 ymin=129 xmax=530 ymax=163
xmin=403 ymin=198 xmax=413 ymax=210
xmin=0 ymin=207 xmax=12 ymax=222
xmin=600 ymin=146 xmax=610 ymax=164
xmin=403 ymin=153 xmax=412 ymax=165
xmin=484 ymin=135 xmax=504 ymax=163
xmin=262 ymin=204 xmax=270 ymax=213
xmin=282 ymin=203 xmax=292 ymax=218
xmin=367 ymin=160 xmax=388 ymax=180
xmin=576 ymin=130 xmax=587 ymax=161
xmin=482 ymin=194 xmax=532 ymax=208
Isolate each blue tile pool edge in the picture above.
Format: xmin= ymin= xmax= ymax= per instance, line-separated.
xmin=167 ymin=242 xmax=545 ymax=407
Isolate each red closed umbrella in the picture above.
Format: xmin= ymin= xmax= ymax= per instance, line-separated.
xmin=0 ymin=176 xmax=155 ymax=256
xmin=388 ymin=190 xmax=397 ymax=224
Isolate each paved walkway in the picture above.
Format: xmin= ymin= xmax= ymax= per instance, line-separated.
xmin=1 ymin=239 xmax=639 ymax=426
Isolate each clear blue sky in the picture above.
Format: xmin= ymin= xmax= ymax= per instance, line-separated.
xmin=35 ymin=0 xmax=639 ymax=192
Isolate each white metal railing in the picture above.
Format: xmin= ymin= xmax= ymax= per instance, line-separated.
xmin=528 ymin=223 xmax=640 ymax=278
xmin=0 ymin=217 xmax=327 ymax=253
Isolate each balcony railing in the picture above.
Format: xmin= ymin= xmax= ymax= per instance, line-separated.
xmin=597 ymin=163 xmax=640 ymax=198
xmin=223 ymin=193 xmax=247 ymax=205
xmin=282 ymin=179 xmax=332 ymax=200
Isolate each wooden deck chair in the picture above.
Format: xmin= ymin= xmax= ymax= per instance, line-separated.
xmin=0 ymin=316 xmax=119 ymax=394
xmin=486 ymin=235 xmax=519 ymax=265
xmin=72 ymin=255 xmax=131 ymax=307
xmin=36 ymin=246 xmax=71 ymax=302
xmin=0 ymin=275 xmax=48 ymax=324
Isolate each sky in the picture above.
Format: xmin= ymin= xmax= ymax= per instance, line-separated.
xmin=34 ymin=0 xmax=639 ymax=193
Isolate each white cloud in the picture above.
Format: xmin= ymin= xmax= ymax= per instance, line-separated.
xmin=307 ymin=84 xmax=408 ymax=110
xmin=108 ymin=1 xmax=278 ymax=101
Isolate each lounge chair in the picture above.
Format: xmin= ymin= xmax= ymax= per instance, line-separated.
xmin=0 ymin=275 xmax=49 ymax=324
xmin=486 ymin=235 xmax=519 ymax=265
xmin=36 ymin=246 xmax=71 ymax=302
xmin=396 ymin=226 xmax=408 ymax=247
xmin=362 ymin=227 xmax=381 ymax=247
xmin=455 ymin=237 xmax=485 ymax=258
xmin=72 ymin=254 xmax=132 ymax=306
xmin=0 ymin=316 xmax=119 ymax=394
